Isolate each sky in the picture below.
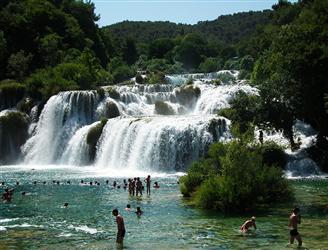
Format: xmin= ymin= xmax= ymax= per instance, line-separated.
xmin=92 ymin=0 xmax=297 ymax=27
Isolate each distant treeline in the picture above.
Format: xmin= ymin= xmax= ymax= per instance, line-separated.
xmin=0 ymin=0 xmax=328 ymax=170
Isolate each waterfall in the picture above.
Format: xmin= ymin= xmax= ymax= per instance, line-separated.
xmin=0 ymin=70 xmax=320 ymax=175
xmin=22 ymin=91 xmax=98 ymax=164
xmin=95 ymin=115 xmax=230 ymax=172
xmin=59 ymin=123 xmax=97 ymax=166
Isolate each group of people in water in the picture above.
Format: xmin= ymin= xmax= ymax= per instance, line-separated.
xmin=2 ymin=176 xmax=303 ymax=248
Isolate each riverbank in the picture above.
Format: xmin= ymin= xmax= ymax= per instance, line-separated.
xmin=1 ymin=166 xmax=328 ymax=249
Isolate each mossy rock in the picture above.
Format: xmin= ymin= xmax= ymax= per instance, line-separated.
xmin=0 ymin=111 xmax=29 ymax=164
xmin=175 ymin=85 xmax=201 ymax=107
xmin=86 ymin=119 xmax=108 ymax=161
xmin=105 ymin=101 xmax=120 ymax=118
xmin=104 ymin=87 xmax=120 ymax=99
xmin=155 ymin=101 xmax=175 ymax=115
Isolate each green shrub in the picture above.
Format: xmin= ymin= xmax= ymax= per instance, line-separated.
xmin=112 ymin=65 xmax=134 ymax=83
xmin=180 ymin=138 xmax=293 ymax=213
xmin=194 ymin=176 xmax=222 ymax=209
xmin=146 ymin=71 xmax=166 ymax=85
xmin=155 ymin=101 xmax=175 ymax=115
xmin=0 ymin=80 xmax=26 ymax=107
xmin=259 ymin=141 xmax=287 ymax=168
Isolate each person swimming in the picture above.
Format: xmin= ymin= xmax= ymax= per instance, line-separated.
xmin=2 ymin=188 xmax=14 ymax=203
xmin=125 ymin=204 xmax=131 ymax=211
xmin=153 ymin=182 xmax=160 ymax=188
xmin=135 ymin=206 xmax=143 ymax=216
xmin=240 ymin=216 xmax=257 ymax=233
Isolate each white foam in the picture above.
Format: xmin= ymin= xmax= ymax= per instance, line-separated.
xmin=68 ymin=225 xmax=100 ymax=234
xmin=0 ymin=218 xmax=19 ymax=223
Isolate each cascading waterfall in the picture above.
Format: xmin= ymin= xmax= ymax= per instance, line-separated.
xmin=60 ymin=123 xmax=98 ymax=166
xmin=95 ymin=115 xmax=229 ymax=171
xmin=22 ymin=91 xmax=98 ymax=164
xmin=19 ymin=72 xmax=253 ymax=170
xmin=1 ymin=70 xmax=319 ymax=175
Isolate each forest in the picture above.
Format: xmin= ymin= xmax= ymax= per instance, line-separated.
xmin=0 ymin=0 xmax=327 ymax=172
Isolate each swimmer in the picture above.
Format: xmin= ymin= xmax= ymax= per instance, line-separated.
xmin=153 ymin=182 xmax=160 ymax=188
xmin=135 ymin=207 xmax=143 ymax=216
xmin=64 ymin=202 xmax=69 ymax=208
xmin=240 ymin=216 xmax=256 ymax=233
xmin=2 ymin=188 xmax=14 ymax=203
xmin=125 ymin=204 xmax=131 ymax=211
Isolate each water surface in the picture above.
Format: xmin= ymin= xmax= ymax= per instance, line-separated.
xmin=1 ymin=166 xmax=328 ymax=249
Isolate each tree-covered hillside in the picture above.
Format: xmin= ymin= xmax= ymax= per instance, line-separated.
xmin=106 ymin=10 xmax=271 ymax=45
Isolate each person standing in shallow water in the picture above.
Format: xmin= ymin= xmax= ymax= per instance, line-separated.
xmin=112 ymin=208 xmax=126 ymax=248
xmin=289 ymin=207 xmax=302 ymax=247
xmin=145 ymin=175 xmax=151 ymax=196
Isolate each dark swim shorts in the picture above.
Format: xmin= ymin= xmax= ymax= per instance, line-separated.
xmin=290 ymin=229 xmax=299 ymax=236
xmin=116 ymin=229 xmax=126 ymax=243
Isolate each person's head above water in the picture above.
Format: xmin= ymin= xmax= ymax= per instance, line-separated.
xmin=127 ymin=204 xmax=131 ymax=208
xmin=112 ymin=208 xmax=118 ymax=216
xmin=251 ymin=216 xmax=256 ymax=221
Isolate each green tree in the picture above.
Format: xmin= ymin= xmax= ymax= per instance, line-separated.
xmin=7 ymin=50 xmax=33 ymax=81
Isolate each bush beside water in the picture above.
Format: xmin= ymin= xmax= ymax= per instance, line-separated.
xmin=180 ymin=138 xmax=292 ymax=213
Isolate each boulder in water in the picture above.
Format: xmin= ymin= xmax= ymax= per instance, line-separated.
xmin=175 ymin=85 xmax=201 ymax=108
xmin=105 ymin=101 xmax=120 ymax=118
xmin=155 ymin=101 xmax=175 ymax=115
xmin=86 ymin=119 xmax=108 ymax=161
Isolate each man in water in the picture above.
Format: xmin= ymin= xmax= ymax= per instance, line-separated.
xmin=240 ymin=216 xmax=256 ymax=233
xmin=289 ymin=207 xmax=302 ymax=246
xmin=112 ymin=208 xmax=125 ymax=248
xmin=145 ymin=175 xmax=151 ymax=196
xmin=2 ymin=188 xmax=14 ymax=203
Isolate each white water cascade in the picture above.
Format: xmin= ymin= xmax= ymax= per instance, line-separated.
xmin=5 ymin=70 xmax=320 ymax=174
xmin=22 ymin=91 xmax=98 ymax=164
xmin=19 ymin=71 xmax=256 ymax=170
xmin=95 ymin=115 xmax=229 ymax=171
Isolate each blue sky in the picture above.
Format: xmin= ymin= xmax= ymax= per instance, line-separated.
xmin=93 ymin=0 xmax=297 ymax=27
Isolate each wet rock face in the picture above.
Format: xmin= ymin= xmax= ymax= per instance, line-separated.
xmin=175 ymin=85 xmax=201 ymax=108
xmin=155 ymin=101 xmax=175 ymax=115
xmin=0 ymin=111 xmax=29 ymax=164
xmin=105 ymin=101 xmax=120 ymax=119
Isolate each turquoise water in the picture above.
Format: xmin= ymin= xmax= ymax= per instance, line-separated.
xmin=1 ymin=166 xmax=328 ymax=249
